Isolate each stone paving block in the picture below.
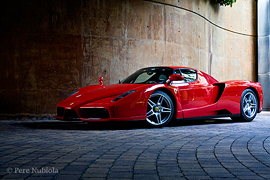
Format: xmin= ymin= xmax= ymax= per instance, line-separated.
xmin=109 ymin=166 xmax=133 ymax=172
xmin=81 ymin=172 xmax=107 ymax=178
xmin=84 ymin=167 xmax=108 ymax=174
xmin=53 ymin=174 xmax=82 ymax=180
xmin=58 ymin=170 xmax=83 ymax=175
xmin=107 ymin=171 xmax=133 ymax=179
xmin=1 ymin=173 xmax=30 ymax=179
xmin=133 ymin=169 xmax=158 ymax=174
xmin=133 ymin=174 xmax=159 ymax=180
xmin=63 ymin=165 xmax=89 ymax=171
xmin=81 ymin=178 xmax=105 ymax=180
xmin=26 ymin=177 xmax=52 ymax=180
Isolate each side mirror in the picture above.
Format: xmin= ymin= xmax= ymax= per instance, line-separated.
xmin=166 ymin=74 xmax=184 ymax=85
xmin=99 ymin=77 xmax=104 ymax=85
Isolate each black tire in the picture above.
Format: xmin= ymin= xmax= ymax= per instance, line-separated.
xmin=146 ymin=91 xmax=174 ymax=127
xmin=231 ymin=89 xmax=258 ymax=122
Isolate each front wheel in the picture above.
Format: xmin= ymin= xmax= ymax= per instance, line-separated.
xmin=231 ymin=89 xmax=258 ymax=122
xmin=146 ymin=91 xmax=174 ymax=127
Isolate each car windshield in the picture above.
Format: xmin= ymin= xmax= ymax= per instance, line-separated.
xmin=120 ymin=67 xmax=174 ymax=84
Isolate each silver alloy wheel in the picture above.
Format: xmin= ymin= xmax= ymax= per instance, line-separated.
xmin=242 ymin=91 xmax=257 ymax=118
xmin=146 ymin=92 xmax=173 ymax=126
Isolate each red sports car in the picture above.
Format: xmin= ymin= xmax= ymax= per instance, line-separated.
xmin=56 ymin=67 xmax=263 ymax=127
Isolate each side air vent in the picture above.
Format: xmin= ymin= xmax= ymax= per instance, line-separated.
xmin=213 ymin=83 xmax=226 ymax=103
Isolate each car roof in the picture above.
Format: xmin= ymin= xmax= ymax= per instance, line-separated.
xmin=167 ymin=66 xmax=196 ymax=70
xmin=145 ymin=66 xmax=197 ymax=70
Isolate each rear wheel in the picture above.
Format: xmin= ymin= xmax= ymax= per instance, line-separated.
xmin=231 ymin=89 xmax=258 ymax=122
xmin=146 ymin=91 xmax=174 ymax=127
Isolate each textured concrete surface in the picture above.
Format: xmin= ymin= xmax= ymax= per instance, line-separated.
xmin=0 ymin=111 xmax=269 ymax=180
xmin=0 ymin=0 xmax=257 ymax=115
xmin=257 ymin=0 xmax=270 ymax=110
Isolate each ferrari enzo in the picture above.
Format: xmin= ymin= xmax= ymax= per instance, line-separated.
xmin=56 ymin=66 xmax=263 ymax=127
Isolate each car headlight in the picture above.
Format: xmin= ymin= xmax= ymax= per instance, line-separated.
xmin=62 ymin=90 xmax=79 ymax=101
xmin=112 ymin=90 xmax=137 ymax=102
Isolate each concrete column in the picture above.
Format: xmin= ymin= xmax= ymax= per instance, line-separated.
xmin=258 ymin=0 xmax=270 ymax=110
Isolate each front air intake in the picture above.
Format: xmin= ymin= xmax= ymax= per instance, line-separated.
xmin=80 ymin=108 xmax=110 ymax=119
xmin=64 ymin=110 xmax=80 ymax=120
xmin=57 ymin=107 xmax=64 ymax=117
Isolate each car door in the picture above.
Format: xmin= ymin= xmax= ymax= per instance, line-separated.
xmin=173 ymin=69 xmax=217 ymax=118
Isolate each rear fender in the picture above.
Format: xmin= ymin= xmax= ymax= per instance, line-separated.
xmin=216 ymin=81 xmax=257 ymax=114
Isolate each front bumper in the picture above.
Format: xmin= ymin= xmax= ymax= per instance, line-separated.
xmin=56 ymin=104 xmax=146 ymax=122
xmin=56 ymin=90 xmax=147 ymax=122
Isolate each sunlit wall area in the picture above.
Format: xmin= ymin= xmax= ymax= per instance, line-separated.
xmin=0 ymin=0 xmax=257 ymax=116
xmin=80 ymin=0 xmax=257 ymax=86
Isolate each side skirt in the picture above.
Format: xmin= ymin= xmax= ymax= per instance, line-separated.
xmin=176 ymin=113 xmax=240 ymax=121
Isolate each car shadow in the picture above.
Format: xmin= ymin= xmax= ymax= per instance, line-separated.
xmin=20 ymin=118 xmax=236 ymax=131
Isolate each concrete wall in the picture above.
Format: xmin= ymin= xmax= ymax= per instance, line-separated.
xmin=0 ymin=0 xmax=257 ymax=117
xmin=258 ymin=0 xmax=270 ymax=110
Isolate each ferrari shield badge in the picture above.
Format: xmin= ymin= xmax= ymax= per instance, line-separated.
xmin=174 ymin=88 xmax=177 ymax=94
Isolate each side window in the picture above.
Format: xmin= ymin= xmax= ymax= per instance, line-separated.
xmin=180 ymin=69 xmax=197 ymax=82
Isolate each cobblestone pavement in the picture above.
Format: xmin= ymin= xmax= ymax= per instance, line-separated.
xmin=0 ymin=112 xmax=270 ymax=180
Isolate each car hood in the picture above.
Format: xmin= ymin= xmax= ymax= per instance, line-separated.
xmin=61 ymin=84 xmax=156 ymax=107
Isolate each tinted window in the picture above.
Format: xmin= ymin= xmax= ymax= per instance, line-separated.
xmin=121 ymin=67 xmax=174 ymax=84
xmin=174 ymin=69 xmax=181 ymax=75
